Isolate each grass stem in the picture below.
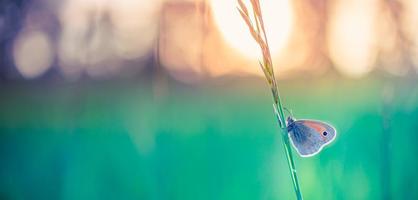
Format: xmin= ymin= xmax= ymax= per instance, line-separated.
xmin=272 ymin=78 xmax=303 ymax=200
xmin=236 ymin=1 xmax=303 ymax=199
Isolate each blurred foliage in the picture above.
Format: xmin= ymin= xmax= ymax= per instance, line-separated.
xmin=0 ymin=75 xmax=417 ymax=200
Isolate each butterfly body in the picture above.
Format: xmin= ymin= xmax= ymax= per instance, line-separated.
xmin=286 ymin=116 xmax=336 ymax=157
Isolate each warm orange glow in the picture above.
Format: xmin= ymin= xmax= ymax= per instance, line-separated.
xmin=210 ymin=0 xmax=293 ymax=60
xmin=403 ymin=0 xmax=418 ymax=72
xmin=57 ymin=0 xmax=161 ymax=79
xmin=328 ymin=0 xmax=378 ymax=78
xmin=158 ymin=3 xmax=207 ymax=83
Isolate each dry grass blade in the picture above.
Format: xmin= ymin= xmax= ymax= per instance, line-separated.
xmin=235 ymin=1 xmax=304 ymax=199
xmin=237 ymin=0 xmax=249 ymax=16
xmin=249 ymin=0 xmax=261 ymax=17
xmin=236 ymin=0 xmax=274 ymax=83
xmin=237 ymin=8 xmax=260 ymax=43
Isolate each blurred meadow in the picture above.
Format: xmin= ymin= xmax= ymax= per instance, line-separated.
xmin=1 ymin=0 xmax=418 ymax=199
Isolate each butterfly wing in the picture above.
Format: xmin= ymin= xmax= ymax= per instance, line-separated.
xmin=288 ymin=119 xmax=336 ymax=157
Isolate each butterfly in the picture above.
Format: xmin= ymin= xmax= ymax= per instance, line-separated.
xmin=274 ymin=106 xmax=337 ymax=157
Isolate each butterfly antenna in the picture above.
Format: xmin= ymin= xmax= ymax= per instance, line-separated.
xmin=283 ymin=107 xmax=294 ymax=118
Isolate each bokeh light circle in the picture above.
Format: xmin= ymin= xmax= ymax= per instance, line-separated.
xmin=211 ymin=0 xmax=293 ymax=59
xmin=328 ymin=0 xmax=378 ymax=78
xmin=13 ymin=31 xmax=53 ymax=79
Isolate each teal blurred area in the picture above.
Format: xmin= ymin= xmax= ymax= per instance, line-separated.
xmin=2 ymin=0 xmax=418 ymax=199
xmin=1 ymin=75 xmax=417 ymax=200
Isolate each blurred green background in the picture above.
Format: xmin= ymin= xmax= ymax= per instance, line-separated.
xmin=2 ymin=0 xmax=418 ymax=199
xmin=1 ymin=75 xmax=417 ymax=200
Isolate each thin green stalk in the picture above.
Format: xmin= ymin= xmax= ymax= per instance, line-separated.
xmin=236 ymin=1 xmax=303 ymax=199
xmin=271 ymin=71 xmax=303 ymax=200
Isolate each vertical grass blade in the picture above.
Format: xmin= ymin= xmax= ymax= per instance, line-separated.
xmin=272 ymin=85 xmax=303 ymax=200
xmin=235 ymin=1 xmax=303 ymax=199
